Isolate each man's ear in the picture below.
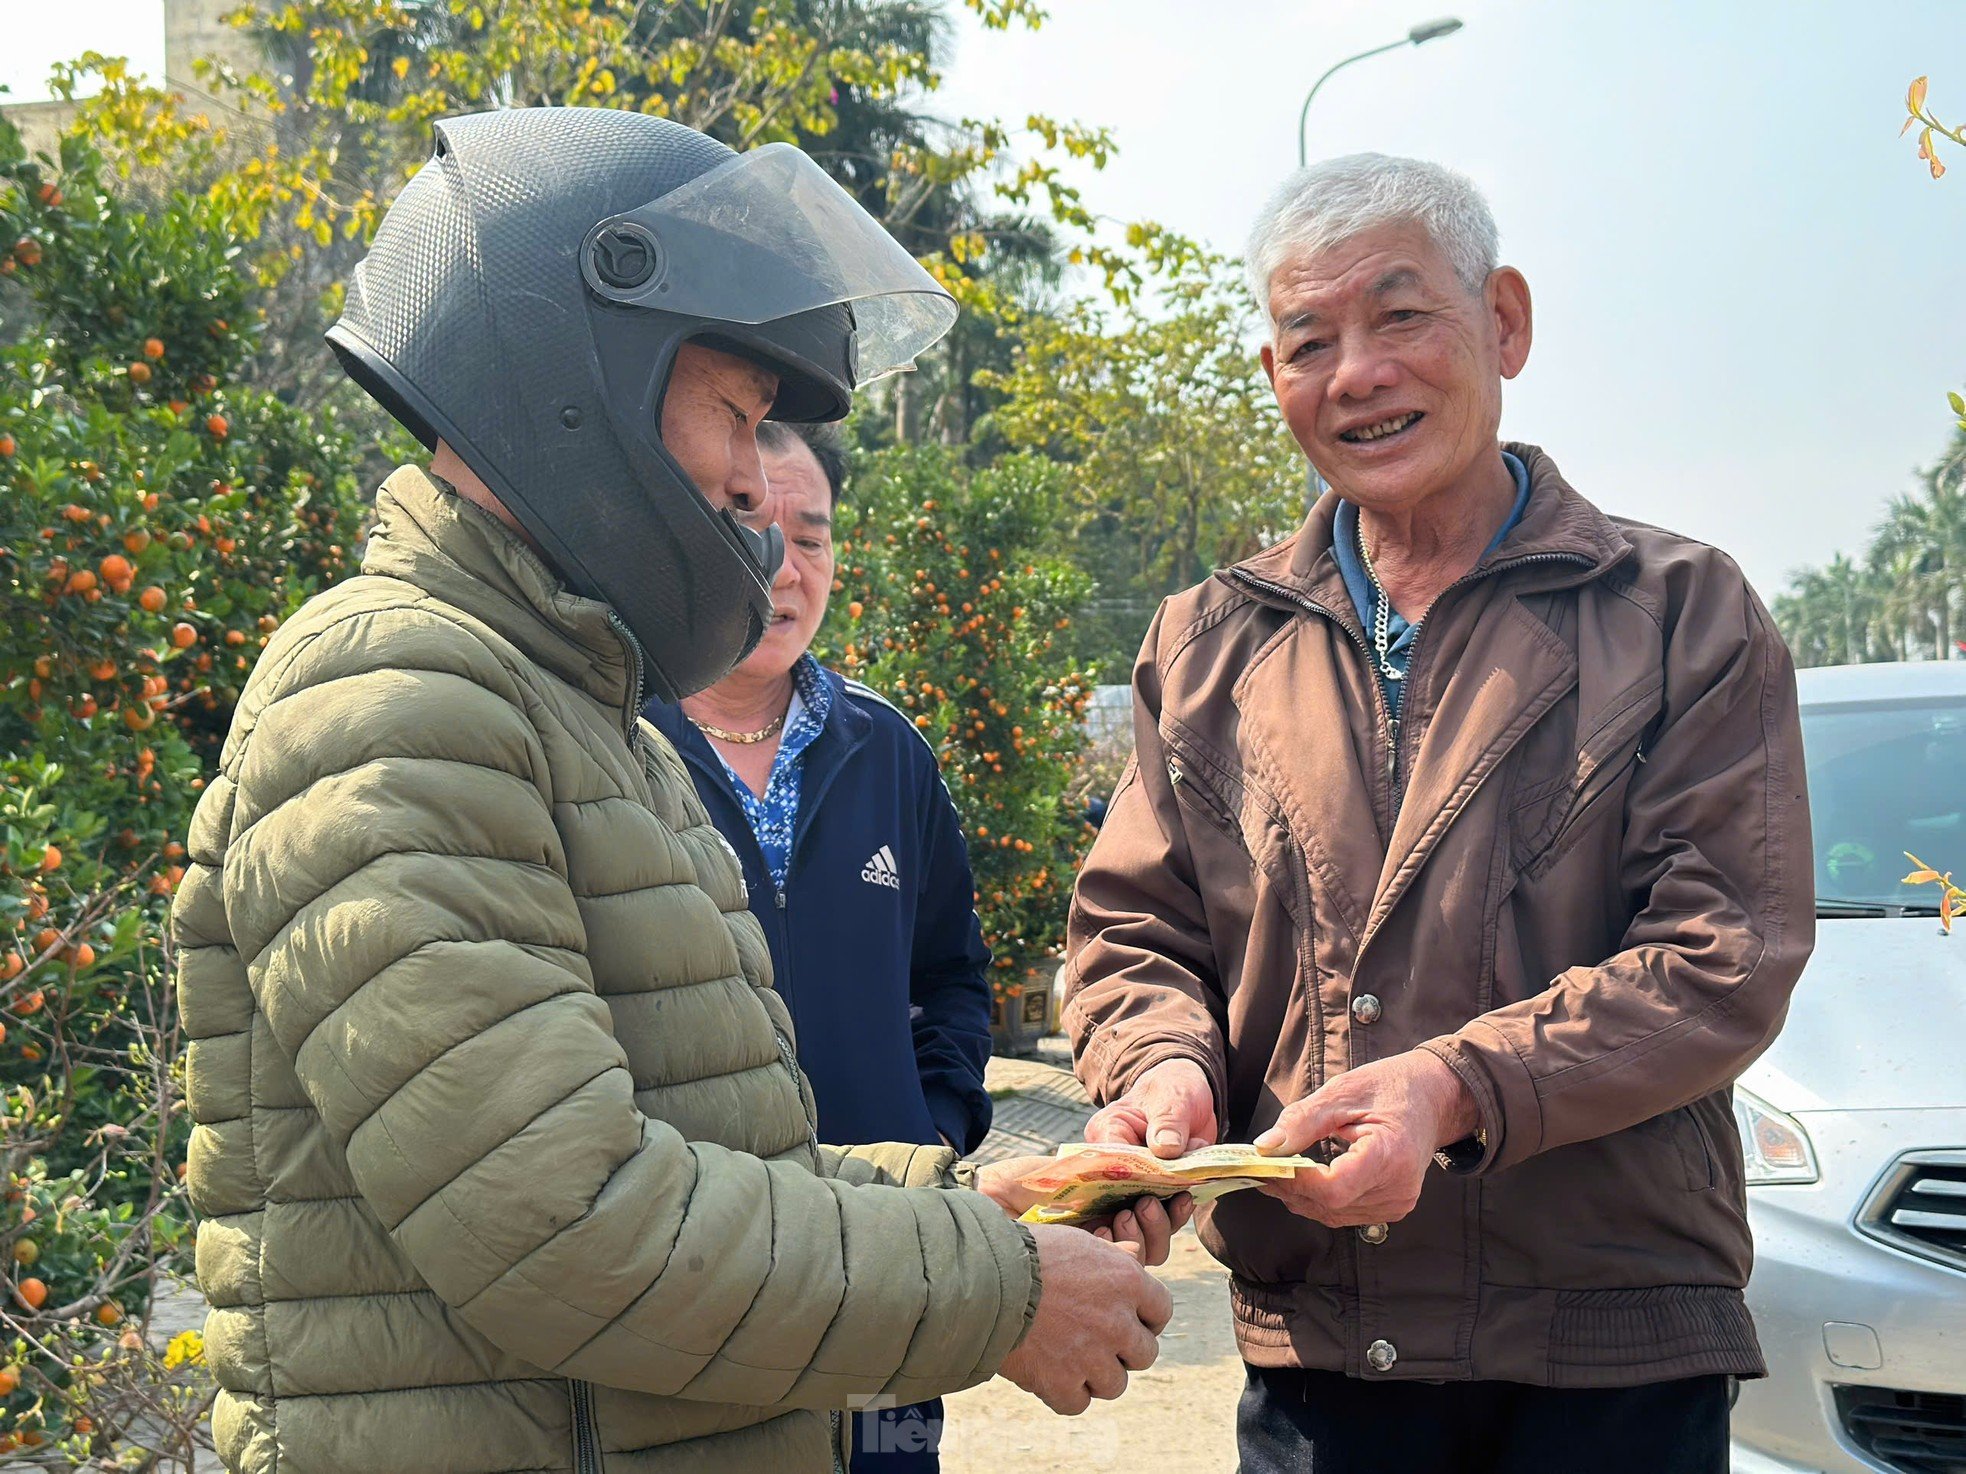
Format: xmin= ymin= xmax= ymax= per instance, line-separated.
xmin=1259 ymin=341 xmax=1279 ymax=391
xmin=1489 ymin=267 xmax=1533 ymax=380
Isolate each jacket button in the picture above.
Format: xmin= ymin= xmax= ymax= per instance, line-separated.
xmin=1351 ymin=993 xmax=1382 ymax=1025
xmin=1358 ymin=1222 xmax=1389 ymax=1245
xmin=1367 ymin=1339 xmax=1398 ymax=1372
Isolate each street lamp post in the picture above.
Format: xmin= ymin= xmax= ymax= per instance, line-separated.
xmin=1293 ymin=17 xmax=1464 ymax=508
xmin=1297 ymin=19 xmax=1465 ymax=169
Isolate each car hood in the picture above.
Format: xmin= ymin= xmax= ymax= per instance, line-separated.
xmin=1739 ymin=917 xmax=1966 ymax=1113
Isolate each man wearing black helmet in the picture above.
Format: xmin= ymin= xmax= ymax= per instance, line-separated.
xmin=170 ymin=108 xmax=1175 ymax=1474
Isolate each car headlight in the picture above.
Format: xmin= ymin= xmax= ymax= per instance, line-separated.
xmin=1734 ymin=1088 xmax=1819 ymax=1185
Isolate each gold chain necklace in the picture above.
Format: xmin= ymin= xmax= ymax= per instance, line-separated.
xmin=692 ymin=711 xmax=787 ymax=745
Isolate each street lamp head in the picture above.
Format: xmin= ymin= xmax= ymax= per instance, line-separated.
xmin=1297 ymin=18 xmax=1465 ymax=168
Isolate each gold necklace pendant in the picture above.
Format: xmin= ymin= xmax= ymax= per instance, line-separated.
xmin=693 ymin=711 xmax=787 ymax=745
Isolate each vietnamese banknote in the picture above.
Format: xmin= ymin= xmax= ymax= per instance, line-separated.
xmin=1016 ymin=1143 xmax=1321 ymax=1225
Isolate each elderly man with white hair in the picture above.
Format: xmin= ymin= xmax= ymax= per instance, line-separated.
xmin=1063 ymin=153 xmax=1814 ymax=1473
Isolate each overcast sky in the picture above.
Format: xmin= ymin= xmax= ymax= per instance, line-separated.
xmin=7 ymin=0 xmax=1964 ymax=599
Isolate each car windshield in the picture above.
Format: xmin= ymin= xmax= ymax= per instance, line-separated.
xmin=1803 ymin=696 xmax=1966 ymax=907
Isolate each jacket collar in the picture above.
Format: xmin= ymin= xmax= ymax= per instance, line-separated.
xmin=1226 ymin=442 xmax=1632 ymax=618
xmin=360 ymin=466 xmax=640 ymax=719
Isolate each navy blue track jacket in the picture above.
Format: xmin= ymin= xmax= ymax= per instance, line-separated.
xmin=646 ymin=669 xmax=996 ymax=1154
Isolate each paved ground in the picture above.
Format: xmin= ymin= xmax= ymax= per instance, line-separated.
xmin=947 ymin=1046 xmax=1245 ymax=1472
xmin=941 ymin=1226 xmax=1243 ymax=1473
xmin=975 ymin=1041 xmax=1097 ymax=1165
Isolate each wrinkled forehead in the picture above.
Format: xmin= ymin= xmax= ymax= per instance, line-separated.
xmin=1266 ymin=221 xmax=1463 ymax=329
xmin=760 ymin=436 xmax=826 ymax=490
xmin=759 ymin=446 xmax=833 ymax=525
xmin=673 ymin=338 xmax=779 ymax=407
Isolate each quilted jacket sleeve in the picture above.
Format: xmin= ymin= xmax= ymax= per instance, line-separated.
xmin=221 ymin=604 xmax=1037 ymax=1409
xmin=815 ymin=1141 xmax=963 ymax=1187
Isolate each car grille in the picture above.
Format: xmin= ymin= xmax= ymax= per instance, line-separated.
xmin=1834 ymin=1387 xmax=1966 ymax=1474
xmin=1858 ymin=1149 xmax=1966 ymax=1274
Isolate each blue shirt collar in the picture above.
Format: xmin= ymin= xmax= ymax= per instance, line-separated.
xmin=710 ymin=653 xmax=832 ymax=891
xmin=1330 ymin=450 xmax=1532 ymax=717
xmin=1331 ymin=449 xmax=1532 ymax=645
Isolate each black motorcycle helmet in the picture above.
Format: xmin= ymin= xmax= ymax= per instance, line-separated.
xmin=326 ymin=107 xmax=955 ymax=700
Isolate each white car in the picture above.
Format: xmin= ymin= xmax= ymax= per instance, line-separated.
xmin=1731 ymin=661 xmax=1966 ymax=1473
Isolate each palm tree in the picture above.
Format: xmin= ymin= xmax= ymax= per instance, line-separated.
xmin=1779 ymin=428 xmax=1966 ymax=666
xmin=1922 ymin=443 xmax=1966 ymax=654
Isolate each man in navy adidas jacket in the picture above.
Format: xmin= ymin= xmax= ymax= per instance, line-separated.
xmin=646 ymin=419 xmax=993 ymax=1472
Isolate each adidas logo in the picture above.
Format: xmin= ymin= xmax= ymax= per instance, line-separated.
xmin=861 ymin=844 xmax=901 ymax=890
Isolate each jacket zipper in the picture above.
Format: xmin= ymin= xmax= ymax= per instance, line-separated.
xmin=688 ymin=741 xmax=799 ymax=999
xmin=764 ymin=1023 xmax=848 ymax=1473
xmin=606 ymin=610 xmax=647 ymax=742
xmin=1552 ymin=685 xmax=1659 ymax=834
xmin=1385 ymin=551 xmax=1593 ymax=803
xmin=608 ymin=635 xmax=842 ymax=1473
xmin=1522 ymin=743 xmax=1645 ymax=875
xmin=564 ymin=620 xmax=631 ymax=1474
xmin=567 ymin=1377 xmax=603 ymax=1474
xmin=767 ymin=1023 xmax=821 ymax=1157
xmin=1165 ymin=753 xmax=1243 ymax=845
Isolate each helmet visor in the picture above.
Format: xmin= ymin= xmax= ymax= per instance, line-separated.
xmin=583 ymin=143 xmax=957 ymax=384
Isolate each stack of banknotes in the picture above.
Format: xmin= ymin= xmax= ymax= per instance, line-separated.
xmin=1015 ymin=1143 xmax=1320 ymax=1225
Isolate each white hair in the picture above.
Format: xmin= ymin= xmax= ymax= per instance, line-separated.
xmin=1243 ymin=153 xmax=1499 ymax=319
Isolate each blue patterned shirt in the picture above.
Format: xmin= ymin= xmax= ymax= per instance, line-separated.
xmin=710 ymin=654 xmax=833 ymax=892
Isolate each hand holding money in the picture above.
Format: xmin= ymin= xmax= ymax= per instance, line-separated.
xmin=1252 ymin=1048 xmax=1480 ymax=1228
xmin=975 ymin=1155 xmax=1190 ymax=1265
xmin=1083 ymin=1056 xmax=1218 ymax=1159
xmin=1013 ymin=1142 xmax=1322 ymax=1226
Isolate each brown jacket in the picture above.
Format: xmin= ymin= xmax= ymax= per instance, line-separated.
xmin=1065 ymin=445 xmax=1813 ymax=1388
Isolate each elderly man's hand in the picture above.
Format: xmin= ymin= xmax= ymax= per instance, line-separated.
xmin=1252 ymin=1050 xmax=1478 ymax=1229
xmin=975 ymin=1155 xmax=1194 ymax=1267
xmin=1082 ymin=1057 xmax=1219 ymax=1159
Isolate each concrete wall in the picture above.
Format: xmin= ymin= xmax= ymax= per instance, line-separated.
xmin=5 ymin=100 xmax=74 ymax=164
xmin=164 ymin=0 xmax=260 ymax=93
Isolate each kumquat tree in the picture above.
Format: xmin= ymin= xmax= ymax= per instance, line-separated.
xmin=827 ymin=448 xmax=1094 ymax=1029
xmin=0 ymin=114 xmax=365 ymax=1466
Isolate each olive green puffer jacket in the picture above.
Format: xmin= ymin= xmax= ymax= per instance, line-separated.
xmin=173 ymin=468 xmax=1040 ymax=1474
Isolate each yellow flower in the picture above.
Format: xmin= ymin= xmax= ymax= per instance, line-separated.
xmin=162 ymin=1330 xmax=204 ymax=1370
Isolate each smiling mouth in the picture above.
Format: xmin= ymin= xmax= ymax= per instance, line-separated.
xmin=1339 ymin=411 xmax=1423 ymax=445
